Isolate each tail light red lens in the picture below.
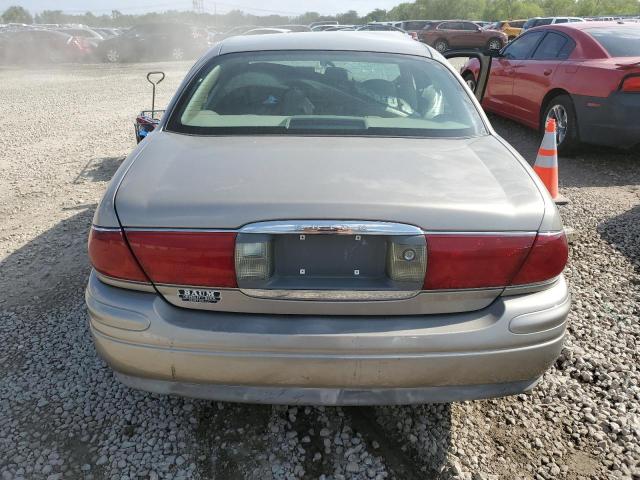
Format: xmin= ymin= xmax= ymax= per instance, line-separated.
xmin=511 ymin=231 xmax=568 ymax=285
xmin=125 ymin=231 xmax=237 ymax=288
xmin=90 ymin=226 xmax=567 ymax=292
xmin=424 ymin=234 xmax=535 ymax=290
xmin=621 ymin=76 xmax=640 ymax=93
xmin=88 ymin=227 xmax=149 ymax=282
xmin=423 ymin=231 xmax=568 ymax=290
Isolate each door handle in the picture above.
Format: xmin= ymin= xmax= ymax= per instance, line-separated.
xmin=543 ymin=69 xmax=552 ymax=76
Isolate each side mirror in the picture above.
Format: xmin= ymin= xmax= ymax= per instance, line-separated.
xmin=476 ymin=26 xmax=482 ymax=32
xmin=488 ymin=48 xmax=504 ymax=57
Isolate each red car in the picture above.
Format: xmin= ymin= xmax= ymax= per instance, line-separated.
xmin=460 ymin=22 xmax=640 ymax=152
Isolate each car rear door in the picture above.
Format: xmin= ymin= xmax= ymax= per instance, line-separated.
xmin=482 ymin=31 xmax=545 ymax=117
xmin=439 ymin=22 xmax=464 ymax=47
xmin=459 ymin=21 xmax=486 ymax=48
xmin=511 ymin=31 xmax=576 ymax=126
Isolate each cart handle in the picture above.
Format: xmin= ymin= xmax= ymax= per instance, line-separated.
xmin=146 ymin=71 xmax=165 ymax=119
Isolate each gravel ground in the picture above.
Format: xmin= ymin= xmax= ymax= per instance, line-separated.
xmin=0 ymin=62 xmax=638 ymax=480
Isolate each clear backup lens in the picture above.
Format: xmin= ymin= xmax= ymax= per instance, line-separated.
xmin=387 ymin=241 xmax=426 ymax=283
xmin=235 ymin=241 xmax=274 ymax=281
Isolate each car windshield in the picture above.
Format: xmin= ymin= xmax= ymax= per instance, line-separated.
xmin=586 ymin=26 xmax=640 ymax=57
xmin=167 ymin=51 xmax=486 ymax=138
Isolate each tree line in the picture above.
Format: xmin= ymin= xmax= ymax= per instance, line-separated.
xmin=2 ymin=0 xmax=639 ymax=30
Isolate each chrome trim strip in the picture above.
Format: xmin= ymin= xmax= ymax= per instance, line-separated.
xmin=154 ymin=285 xmax=502 ymax=315
xmin=123 ymin=227 xmax=234 ymax=233
xmin=426 ymin=231 xmax=538 ymax=236
xmin=120 ymin=225 xmax=545 ymax=236
xmin=153 ymin=282 xmax=503 ymax=294
xmin=92 ymin=226 xmax=122 ymax=232
xmin=501 ymin=277 xmax=560 ymax=297
xmin=537 ymin=231 xmax=566 ymax=236
xmin=239 ymin=221 xmax=423 ymax=236
xmin=240 ymin=289 xmax=420 ymax=302
xmin=96 ymin=272 xmax=156 ymax=293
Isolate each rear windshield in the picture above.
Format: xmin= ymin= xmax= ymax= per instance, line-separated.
xmin=166 ymin=51 xmax=486 ymax=138
xmin=586 ymin=26 xmax=640 ymax=57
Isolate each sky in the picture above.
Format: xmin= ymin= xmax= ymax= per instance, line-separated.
xmin=2 ymin=0 xmax=405 ymax=16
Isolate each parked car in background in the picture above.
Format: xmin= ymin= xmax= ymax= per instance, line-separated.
xmin=309 ymin=20 xmax=338 ymax=29
xmin=357 ymin=24 xmax=411 ymax=34
xmin=522 ymin=17 xmax=585 ymax=30
xmin=393 ymin=20 xmax=435 ymax=36
xmin=0 ymin=29 xmax=91 ymax=63
xmin=419 ymin=20 xmax=508 ymax=52
xmin=460 ymin=22 xmax=640 ymax=152
xmin=93 ymin=27 xmax=120 ymax=39
xmin=487 ymin=20 xmax=527 ymax=40
xmin=211 ymin=25 xmax=257 ymax=42
xmin=244 ymin=28 xmax=291 ymax=35
xmin=87 ymin=32 xmax=569 ymax=406
xmin=473 ymin=21 xmax=493 ymax=28
xmin=323 ymin=25 xmax=357 ymax=31
xmin=96 ymin=23 xmax=209 ymax=63
xmin=56 ymin=26 xmax=104 ymax=49
xmin=311 ymin=24 xmax=341 ymax=31
xmin=273 ymin=25 xmax=311 ymax=32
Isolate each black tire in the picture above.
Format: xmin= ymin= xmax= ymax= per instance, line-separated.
xmin=463 ymin=72 xmax=476 ymax=92
xmin=433 ymin=39 xmax=449 ymax=53
xmin=104 ymin=47 xmax=121 ymax=63
xmin=542 ymin=94 xmax=580 ymax=155
xmin=486 ymin=37 xmax=503 ymax=51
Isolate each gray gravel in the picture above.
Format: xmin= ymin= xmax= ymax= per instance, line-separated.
xmin=0 ymin=63 xmax=638 ymax=479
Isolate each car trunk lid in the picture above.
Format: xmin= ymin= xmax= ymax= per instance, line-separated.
xmin=115 ymin=132 xmax=544 ymax=231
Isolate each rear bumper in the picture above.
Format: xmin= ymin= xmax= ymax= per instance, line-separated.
xmin=86 ymin=270 xmax=570 ymax=405
xmin=574 ymin=92 xmax=640 ymax=149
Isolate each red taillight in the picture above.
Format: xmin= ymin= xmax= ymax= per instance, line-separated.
xmin=621 ymin=75 xmax=640 ymax=93
xmin=423 ymin=231 xmax=568 ymax=290
xmin=511 ymin=232 xmax=568 ymax=285
xmin=88 ymin=227 xmax=149 ymax=282
xmin=125 ymin=231 xmax=237 ymax=288
xmin=424 ymin=234 xmax=535 ymax=290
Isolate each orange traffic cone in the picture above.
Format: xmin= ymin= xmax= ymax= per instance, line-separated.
xmin=534 ymin=119 xmax=567 ymax=205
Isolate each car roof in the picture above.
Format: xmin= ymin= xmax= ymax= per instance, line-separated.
xmin=533 ymin=21 xmax=634 ymax=32
xmin=216 ymin=32 xmax=434 ymax=57
xmin=557 ymin=20 xmax=636 ymax=29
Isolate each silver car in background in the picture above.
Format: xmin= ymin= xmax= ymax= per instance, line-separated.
xmin=86 ymin=32 xmax=570 ymax=405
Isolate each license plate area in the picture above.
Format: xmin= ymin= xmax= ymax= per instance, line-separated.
xmin=276 ymin=234 xmax=386 ymax=281
xmin=235 ymin=230 xmax=426 ymax=292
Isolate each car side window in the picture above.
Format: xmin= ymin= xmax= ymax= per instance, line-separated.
xmin=439 ymin=22 xmax=462 ymax=30
xmin=511 ymin=21 xmax=525 ymax=28
xmin=555 ymin=18 xmax=568 ymax=24
xmin=461 ymin=22 xmax=479 ymax=31
xmin=502 ymin=31 xmax=545 ymax=60
xmin=532 ymin=32 xmax=570 ymax=60
xmin=557 ymin=38 xmax=576 ymax=59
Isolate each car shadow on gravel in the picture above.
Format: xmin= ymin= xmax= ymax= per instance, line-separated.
xmin=490 ymin=115 xmax=640 ymax=189
xmin=73 ymin=157 xmax=125 ymax=184
xmin=598 ymin=205 xmax=640 ymax=276
xmin=0 ymin=205 xmax=96 ymax=313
